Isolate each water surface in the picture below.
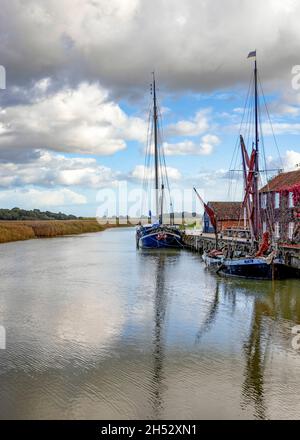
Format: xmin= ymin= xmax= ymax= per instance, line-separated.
xmin=0 ymin=227 xmax=300 ymax=419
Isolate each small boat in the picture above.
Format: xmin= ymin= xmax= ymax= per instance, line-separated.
xmin=136 ymin=74 xmax=183 ymax=249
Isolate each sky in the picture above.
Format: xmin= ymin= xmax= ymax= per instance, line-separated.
xmin=0 ymin=0 xmax=300 ymax=216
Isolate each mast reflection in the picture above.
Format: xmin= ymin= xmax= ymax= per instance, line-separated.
xmin=229 ymin=280 xmax=300 ymax=419
xmin=195 ymin=281 xmax=220 ymax=343
xmin=144 ymin=250 xmax=179 ymax=418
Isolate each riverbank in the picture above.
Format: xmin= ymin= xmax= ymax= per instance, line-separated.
xmin=0 ymin=220 xmax=119 ymax=244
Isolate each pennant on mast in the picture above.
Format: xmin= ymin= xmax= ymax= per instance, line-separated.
xmin=247 ymin=50 xmax=256 ymax=59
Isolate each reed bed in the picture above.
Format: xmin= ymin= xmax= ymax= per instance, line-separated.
xmin=0 ymin=220 xmax=108 ymax=243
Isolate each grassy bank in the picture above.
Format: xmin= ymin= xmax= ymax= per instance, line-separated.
xmin=0 ymin=220 xmax=114 ymax=244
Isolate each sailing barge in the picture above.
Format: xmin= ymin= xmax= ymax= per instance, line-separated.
xmin=136 ymin=74 xmax=183 ymax=249
xmin=196 ymin=51 xmax=292 ymax=280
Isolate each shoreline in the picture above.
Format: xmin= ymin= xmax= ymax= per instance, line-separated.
xmin=0 ymin=220 xmax=130 ymax=244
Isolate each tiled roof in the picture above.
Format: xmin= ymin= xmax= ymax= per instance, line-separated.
xmin=207 ymin=201 xmax=242 ymax=220
xmin=260 ymin=169 xmax=300 ymax=192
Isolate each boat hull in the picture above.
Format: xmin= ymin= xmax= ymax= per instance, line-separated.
xmin=137 ymin=227 xmax=182 ymax=249
xmin=217 ymin=258 xmax=287 ymax=280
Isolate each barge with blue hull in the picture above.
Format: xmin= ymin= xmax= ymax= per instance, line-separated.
xmin=137 ymin=224 xmax=182 ymax=249
xmin=136 ymin=74 xmax=183 ymax=250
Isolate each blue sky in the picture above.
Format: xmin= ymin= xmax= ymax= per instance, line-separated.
xmin=0 ymin=0 xmax=300 ymax=217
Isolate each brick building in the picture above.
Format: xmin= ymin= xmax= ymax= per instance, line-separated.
xmin=260 ymin=169 xmax=300 ymax=243
xmin=203 ymin=201 xmax=243 ymax=233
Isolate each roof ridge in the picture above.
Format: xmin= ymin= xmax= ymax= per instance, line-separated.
xmin=260 ymin=168 xmax=300 ymax=193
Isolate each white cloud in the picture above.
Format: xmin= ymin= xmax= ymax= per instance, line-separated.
xmin=0 ymin=82 xmax=147 ymax=156
xmin=131 ymin=164 xmax=181 ymax=181
xmin=166 ymin=110 xmax=210 ymax=137
xmin=34 ymin=77 xmax=52 ymax=93
xmin=163 ymin=134 xmax=220 ymax=156
xmin=182 ymin=168 xmax=243 ymax=204
xmin=163 ymin=141 xmax=198 ymax=156
xmin=233 ymin=108 xmax=244 ymax=114
xmin=267 ymin=149 xmax=300 ymax=171
xmin=267 ymin=102 xmax=300 ymax=117
xmin=228 ymin=121 xmax=300 ymax=136
xmin=0 ymin=188 xmax=87 ymax=208
xmin=284 ymin=150 xmax=300 ymax=170
xmin=0 ymin=150 xmax=118 ymax=189
xmin=262 ymin=122 xmax=300 ymax=135
xmin=199 ymin=134 xmax=220 ymax=155
xmin=2 ymin=0 xmax=300 ymax=94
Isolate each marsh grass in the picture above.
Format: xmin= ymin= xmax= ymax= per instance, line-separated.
xmin=0 ymin=220 xmax=109 ymax=243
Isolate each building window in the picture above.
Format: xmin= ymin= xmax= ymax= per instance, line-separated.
xmin=274 ymin=192 xmax=280 ymax=209
xmin=288 ymin=222 xmax=294 ymax=240
xmin=262 ymin=221 xmax=267 ymax=233
xmin=261 ymin=194 xmax=267 ymax=209
xmin=274 ymin=222 xmax=280 ymax=239
xmin=289 ymin=192 xmax=294 ymax=208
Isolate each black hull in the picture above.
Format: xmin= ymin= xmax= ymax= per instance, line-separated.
xmin=218 ymin=260 xmax=290 ymax=280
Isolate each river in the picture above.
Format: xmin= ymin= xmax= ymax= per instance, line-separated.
xmin=0 ymin=227 xmax=300 ymax=419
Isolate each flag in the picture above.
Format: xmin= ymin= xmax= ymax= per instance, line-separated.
xmin=247 ymin=50 xmax=256 ymax=59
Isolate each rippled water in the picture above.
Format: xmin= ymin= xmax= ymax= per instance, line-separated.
xmin=0 ymin=227 xmax=300 ymax=419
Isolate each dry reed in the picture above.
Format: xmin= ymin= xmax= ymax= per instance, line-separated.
xmin=0 ymin=220 xmax=108 ymax=243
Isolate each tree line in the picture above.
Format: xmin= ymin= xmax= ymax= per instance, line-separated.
xmin=0 ymin=207 xmax=79 ymax=221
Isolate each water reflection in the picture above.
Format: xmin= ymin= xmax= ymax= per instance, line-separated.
xmin=0 ymin=230 xmax=300 ymax=419
xmin=244 ymin=281 xmax=300 ymax=419
xmin=140 ymin=250 xmax=180 ymax=418
xmin=219 ymin=279 xmax=300 ymax=419
xmin=152 ymin=253 xmax=167 ymax=418
xmin=195 ymin=282 xmax=220 ymax=343
xmin=242 ymin=297 xmax=268 ymax=419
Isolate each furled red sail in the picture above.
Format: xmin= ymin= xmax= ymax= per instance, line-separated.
xmin=193 ymin=187 xmax=217 ymax=231
xmin=255 ymin=231 xmax=270 ymax=257
xmin=243 ymin=148 xmax=257 ymax=207
xmin=240 ymin=135 xmax=250 ymax=168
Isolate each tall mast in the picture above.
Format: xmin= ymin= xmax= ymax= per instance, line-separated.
xmin=160 ymin=183 xmax=164 ymax=225
xmin=152 ymin=72 xmax=159 ymax=218
xmin=253 ymin=57 xmax=260 ymax=240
